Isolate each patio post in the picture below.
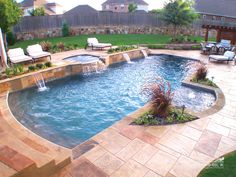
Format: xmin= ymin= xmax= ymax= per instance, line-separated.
xmin=204 ymin=28 xmax=209 ymax=42
xmin=216 ymin=29 xmax=221 ymax=42
xmin=0 ymin=28 xmax=8 ymax=69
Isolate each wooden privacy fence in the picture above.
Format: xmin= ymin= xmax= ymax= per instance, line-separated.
xmin=13 ymin=12 xmax=163 ymax=33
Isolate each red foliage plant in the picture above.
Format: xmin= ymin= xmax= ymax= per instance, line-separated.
xmin=142 ymin=78 xmax=174 ymax=118
xmin=193 ymin=62 xmax=208 ymax=81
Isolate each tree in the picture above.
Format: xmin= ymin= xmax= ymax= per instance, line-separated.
xmin=0 ymin=0 xmax=22 ymax=46
xmin=128 ymin=3 xmax=137 ymax=12
xmin=161 ymin=0 xmax=198 ymax=36
xmin=29 ymin=7 xmax=45 ymax=16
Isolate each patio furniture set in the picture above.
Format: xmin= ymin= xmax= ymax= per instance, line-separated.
xmin=201 ymin=39 xmax=236 ymax=64
xmin=201 ymin=39 xmax=234 ymax=55
xmin=8 ymin=44 xmax=51 ymax=65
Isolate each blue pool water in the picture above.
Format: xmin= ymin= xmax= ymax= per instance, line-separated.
xmin=8 ymin=55 xmax=215 ymax=148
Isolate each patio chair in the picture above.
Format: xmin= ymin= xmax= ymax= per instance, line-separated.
xmin=27 ymin=44 xmax=51 ymax=61
xmin=7 ymin=48 xmax=33 ymax=65
xmin=209 ymin=51 xmax=235 ymax=64
xmin=200 ymin=42 xmax=209 ymax=54
xmin=86 ymin=38 xmax=112 ymax=50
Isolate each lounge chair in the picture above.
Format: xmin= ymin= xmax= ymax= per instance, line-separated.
xmin=86 ymin=38 xmax=112 ymax=50
xmin=7 ymin=48 xmax=33 ymax=65
xmin=27 ymin=44 xmax=51 ymax=61
xmin=209 ymin=51 xmax=235 ymax=64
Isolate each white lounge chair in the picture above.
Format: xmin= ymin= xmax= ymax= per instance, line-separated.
xmin=27 ymin=44 xmax=51 ymax=61
xmin=7 ymin=48 xmax=33 ymax=64
xmin=209 ymin=51 xmax=235 ymax=64
xmin=87 ymin=38 xmax=112 ymax=50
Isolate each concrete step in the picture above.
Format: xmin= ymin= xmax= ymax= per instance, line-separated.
xmin=0 ymin=162 xmax=17 ymax=177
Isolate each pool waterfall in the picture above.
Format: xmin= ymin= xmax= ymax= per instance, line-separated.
xmin=34 ymin=73 xmax=48 ymax=92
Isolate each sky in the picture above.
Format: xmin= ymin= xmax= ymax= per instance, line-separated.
xmin=17 ymin=0 xmax=168 ymax=11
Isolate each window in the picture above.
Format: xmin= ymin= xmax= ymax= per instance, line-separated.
xmin=106 ymin=5 xmax=109 ymax=9
xmin=212 ymin=16 xmax=217 ymax=20
xmin=202 ymin=15 xmax=206 ymax=19
xmin=221 ymin=17 xmax=225 ymax=21
xmin=120 ymin=4 xmax=124 ymax=9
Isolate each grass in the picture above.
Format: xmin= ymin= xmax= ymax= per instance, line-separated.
xmin=10 ymin=34 xmax=214 ymax=51
xmin=198 ymin=152 xmax=236 ymax=177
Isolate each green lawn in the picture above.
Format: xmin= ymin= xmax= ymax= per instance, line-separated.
xmin=199 ymin=152 xmax=236 ymax=177
xmin=10 ymin=34 xmax=210 ymax=50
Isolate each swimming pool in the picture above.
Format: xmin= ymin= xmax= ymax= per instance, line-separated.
xmin=8 ymin=55 xmax=215 ymax=148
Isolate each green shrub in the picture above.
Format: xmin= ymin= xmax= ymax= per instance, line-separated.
xmin=147 ymin=44 xmax=166 ymax=49
xmin=62 ymin=21 xmax=70 ymax=37
xmin=5 ymin=68 xmax=12 ymax=78
xmin=107 ymin=45 xmax=137 ymax=54
xmin=36 ymin=63 xmax=44 ymax=69
xmin=191 ymin=45 xmax=201 ymax=50
xmin=134 ymin=112 xmax=158 ymax=125
xmin=28 ymin=65 xmax=36 ymax=71
xmin=17 ymin=64 xmax=24 ymax=73
xmin=6 ymin=31 xmax=16 ymax=46
xmin=12 ymin=65 xmax=19 ymax=76
xmin=44 ymin=61 xmax=52 ymax=67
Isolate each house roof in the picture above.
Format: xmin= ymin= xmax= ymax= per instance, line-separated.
xmin=65 ymin=5 xmax=97 ymax=15
xmin=102 ymin=0 xmax=148 ymax=6
xmin=20 ymin=0 xmax=46 ymax=7
xmin=46 ymin=2 xmax=63 ymax=7
xmin=194 ymin=0 xmax=236 ymax=18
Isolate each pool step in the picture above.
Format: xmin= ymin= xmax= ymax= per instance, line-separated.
xmin=0 ymin=106 xmax=71 ymax=177
xmin=0 ymin=136 xmax=71 ymax=177
xmin=0 ymin=162 xmax=17 ymax=177
xmin=0 ymin=145 xmax=36 ymax=177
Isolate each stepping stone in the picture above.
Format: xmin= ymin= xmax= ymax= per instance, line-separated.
xmin=71 ymin=158 xmax=108 ymax=177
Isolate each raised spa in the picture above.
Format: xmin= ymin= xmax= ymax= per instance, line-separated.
xmin=8 ymin=55 xmax=215 ymax=148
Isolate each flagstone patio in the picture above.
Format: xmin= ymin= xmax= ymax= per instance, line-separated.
xmin=1 ymin=49 xmax=236 ymax=177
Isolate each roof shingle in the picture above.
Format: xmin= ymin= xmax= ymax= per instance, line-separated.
xmin=194 ymin=0 xmax=236 ymax=18
xmin=102 ymin=0 xmax=148 ymax=6
xmin=65 ymin=5 xmax=97 ymax=15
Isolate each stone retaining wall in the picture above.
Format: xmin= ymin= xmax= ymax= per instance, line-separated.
xmin=16 ymin=26 xmax=204 ymax=41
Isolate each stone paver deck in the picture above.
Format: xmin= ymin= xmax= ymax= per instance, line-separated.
xmin=1 ymin=49 xmax=236 ymax=177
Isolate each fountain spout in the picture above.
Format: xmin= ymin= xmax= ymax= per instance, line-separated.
xmin=34 ymin=73 xmax=48 ymax=92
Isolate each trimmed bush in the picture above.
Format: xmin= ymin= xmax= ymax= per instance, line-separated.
xmin=28 ymin=65 xmax=36 ymax=71
xmin=6 ymin=31 xmax=16 ymax=46
xmin=44 ymin=61 xmax=52 ymax=67
xmin=61 ymin=21 xmax=70 ymax=37
xmin=36 ymin=63 xmax=44 ymax=69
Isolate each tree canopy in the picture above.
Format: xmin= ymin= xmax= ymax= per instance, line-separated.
xmin=161 ymin=0 xmax=198 ymax=27
xmin=29 ymin=7 xmax=46 ymax=16
xmin=0 ymin=0 xmax=22 ymax=33
xmin=128 ymin=3 xmax=137 ymax=12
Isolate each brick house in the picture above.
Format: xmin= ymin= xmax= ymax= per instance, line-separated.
xmin=102 ymin=0 xmax=148 ymax=13
xmin=20 ymin=0 xmax=64 ymax=16
xmin=194 ymin=0 xmax=236 ymax=44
